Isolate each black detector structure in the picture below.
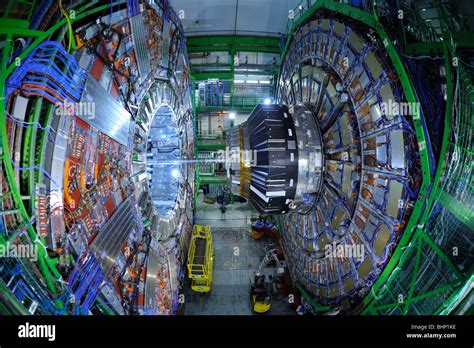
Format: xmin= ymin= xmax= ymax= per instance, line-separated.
xmin=227 ymin=104 xmax=324 ymax=215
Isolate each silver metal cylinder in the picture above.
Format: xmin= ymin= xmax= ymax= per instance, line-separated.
xmin=289 ymin=104 xmax=324 ymax=214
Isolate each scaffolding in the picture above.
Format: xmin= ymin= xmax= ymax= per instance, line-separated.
xmin=187 ymin=225 xmax=214 ymax=292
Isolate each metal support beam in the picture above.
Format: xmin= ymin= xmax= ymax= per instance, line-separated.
xmin=199 ymin=175 xmax=228 ymax=185
xmin=191 ymin=71 xmax=233 ymax=81
xmin=187 ymin=36 xmax=281 ymax=54
xmin=0 ymin=22 xmax=44 ymax=37
xmin=437 ymin=190 xmax=473 ymax=227
xmin=196 ymin=142 xmax=226 ymax=151
xmin=230 ymin=47 xmax=235 ymax=108
xmin=404 ymin=32 xmax=474 ymax=55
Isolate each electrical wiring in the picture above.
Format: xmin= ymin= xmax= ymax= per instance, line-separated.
xmin=10 ymin=159 xmax=60 ymax=189
xmin=96 ymin=298 xmax=117 ymax=314
xmin=58 ymin=0 xmax=73 ymax=53
xmin=63 ymin=204 xmax=80 ymax=238
xmin=80 ymin=23 xmax=136 ymax=117
xmin=5 ymin=43 xmax=87 ymax=146
xmin=73 ymin=266 xmax=98 ymax=305
xmin=79 ymin=273 xmax=103 ymax=314
xmin=6 ymin=41 xmax=87 ymax=103
xmin=42 ymin=205 xmax=67 ymax=230
xmin=22 ymin=77 xmax=78 ymax=100
xmin=110 ymin=0 xmax=114 ymax=23
xmin=66 ymin=251 xmax=104 ymax=315
xmin=127 ymin=0 xmax=140 ymax=17
xmin=5 ymin=115 xmax=58 ymax=141
xmin=15 ymin=86 xmax=78 ymax=132
xmin=11 ymin=279 xmax=58 ymax=314
xmin=1 ymin=258 xmax=70 ymax=315
xmin=458 ymin=55 xmax=474 ymax=69
xmin=5 ymin=218 xmax=37 ymax=242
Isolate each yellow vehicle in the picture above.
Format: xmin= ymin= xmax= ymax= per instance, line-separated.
xmin=250 ymin=274 xmax=271 ymax=313
xmin=187 ymin=225 xmax=214 ymax=292
xmin=250 ymin=225 xmax=264 ymax=240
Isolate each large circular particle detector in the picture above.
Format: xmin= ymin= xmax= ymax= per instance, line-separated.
xmin=276 ymin=16 xmax=422 ymax=308
xmin=226 ymin=14 xmax=422 ymax=310
xmin=132 ymin=80 xmax=194 ymax=242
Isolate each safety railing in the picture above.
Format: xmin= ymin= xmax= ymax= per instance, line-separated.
xmin=195 ymin=94 xmax=269 ymax=112
xmin=284 ymin=0 xmax=374 ymax=36
xmin=187 ymin=225 xmax=213 ymax=292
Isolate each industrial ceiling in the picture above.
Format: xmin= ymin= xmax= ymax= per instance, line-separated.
xmin=169 ymin=0 xmax=301 ymax=37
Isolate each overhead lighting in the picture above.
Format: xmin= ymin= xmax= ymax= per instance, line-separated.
xmin=247 ymin=80 xmax=259 ymax=84
xmin=171 ymin=169 xmax=180 ymax=178
xmin=264 ymin=98 xmax=272 ymax=105
xmin=259 ymin=80 xmax=271 ymax=84
xmin=229 ymin=112 xmax=236 ymax=119
xmin=299 ymin=158 xmax=308 ymax=167
xmin=234 ymin=80 xmax=245 ymax=84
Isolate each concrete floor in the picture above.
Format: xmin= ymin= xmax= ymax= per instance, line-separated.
xmin=183 ymin=195 xmax=295 ymax=315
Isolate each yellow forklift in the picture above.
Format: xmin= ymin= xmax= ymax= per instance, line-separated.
xmin=250 ymin=246 xmax=279 ymax=313
xmin=250 ymin=273 xmax=272 ymax=313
